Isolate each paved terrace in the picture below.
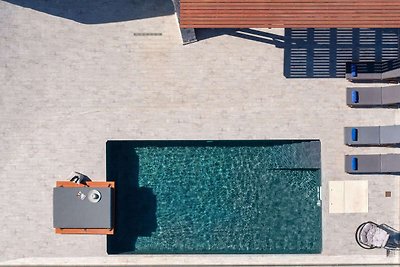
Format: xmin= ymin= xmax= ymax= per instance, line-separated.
xmin=0 ymin=0 xmax=399 ymax=265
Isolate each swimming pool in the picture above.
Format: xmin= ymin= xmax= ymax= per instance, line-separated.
xmin=106 ymin=140 xmax=321 ymax=254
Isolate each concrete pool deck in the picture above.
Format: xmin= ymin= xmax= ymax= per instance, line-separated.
xmin=0 ymin=0 xmax=399 ymax=265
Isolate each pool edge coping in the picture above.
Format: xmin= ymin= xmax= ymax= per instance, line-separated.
xmin=1 ymin=254 xmax=398 ymax=266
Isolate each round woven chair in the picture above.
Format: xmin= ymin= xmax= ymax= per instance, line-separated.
xmin=356 ymin=221 xmax=399 ymax=250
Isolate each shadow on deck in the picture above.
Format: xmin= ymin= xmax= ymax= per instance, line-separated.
xmin=3 ymin=0 xmax=174 ymax=24
xmin=284 ymin=28 xmax=400 ymax=78
xmin=196 ymin=28 xmax=400 ymax=78
xmin=106 ymin=141 xmax=157 ymax=254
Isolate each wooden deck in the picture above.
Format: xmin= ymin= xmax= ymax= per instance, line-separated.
xmin=180 ymin=0 xmax=400 ymax=28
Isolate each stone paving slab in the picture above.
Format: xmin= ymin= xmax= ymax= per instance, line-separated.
xmin=329 ymin=180 xmax=369 ymax=214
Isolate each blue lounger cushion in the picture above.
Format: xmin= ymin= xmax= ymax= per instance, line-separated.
xmin=351 ymin=157 xmax=358 ymax=171
xmin=351 ymin=90 xmax=359 ymax=103
xmin=351 ymin=64 xmax=358 ymax=77
xmin=351 ymin=128 xmax=358 ymax=141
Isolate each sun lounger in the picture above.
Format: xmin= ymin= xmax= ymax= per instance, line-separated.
xmin=345 ymin=71 xmax=383 ymax=82
xmin=345 ymin=154 xmax=400 ymax=174
xmin=382 ymin=68 xmax=400 ymax=80
xmin=346 ymin=59 xmax=400 ymax=83
xmin=380 ymin=125 xmax=400 ymax=145
xmin=344 ymin=125 xmax=400 ymax=146
xmin=356 ymin=221 xmax=400 ymax=250
xmin=344 ymin=126 xmax=380 ymax=146
xmin=346 ymin=85 xmax=400 ymax=107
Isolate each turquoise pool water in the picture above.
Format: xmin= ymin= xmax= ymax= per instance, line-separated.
xmin=107 ymin=140 xmax=322 ymax=254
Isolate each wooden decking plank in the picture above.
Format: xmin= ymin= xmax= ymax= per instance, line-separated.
xmin=55 ymin=228 xmax=114 ymax=235
xmin=180 ymin=0 xmax=400 ymax=28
